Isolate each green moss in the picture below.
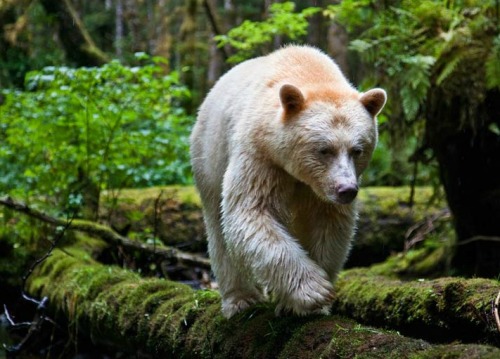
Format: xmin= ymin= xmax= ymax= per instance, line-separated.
xmin=279 ymin=318 xmax=338 ymax=359
xmin=366 ymin=245 xmax=450 ymax=279
xmin=22 ymin=236 xmax=500 ymax=357
xmin=103 ymin=185 xmax=201 ymax=207
xmin=412 ymin=344 xmax=500 ymax=359
xmin=333 ymin=268 xmax=500 ymax=344
xmin=358 ymin=186 xmax=445 ymax=218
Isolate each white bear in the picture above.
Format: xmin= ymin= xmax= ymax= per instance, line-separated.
xmin=190 ymin=45 xmax=386 ymax=318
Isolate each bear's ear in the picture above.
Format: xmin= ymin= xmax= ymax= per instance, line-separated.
xmin=280 ymin=84 xmax=305 ymax=118
xmin=360 ymin=88 xmax=387 ymax=117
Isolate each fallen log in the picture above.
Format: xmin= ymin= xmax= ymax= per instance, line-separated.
xmin=0 ymin=196 xmax=210 ymax=270
xmin=333 ymin=268 xmax=500 ymax=346
xmin=25 ymin=242 xmax=500 ymax=358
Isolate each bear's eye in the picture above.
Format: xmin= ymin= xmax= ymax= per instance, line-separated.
xmin=319 ymin=147 xmax=335 ymax=156
xmin=351 ymin=147 xmax=363 ymax=157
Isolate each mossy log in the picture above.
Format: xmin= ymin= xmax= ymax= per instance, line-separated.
xmin=334 ymin=268 xmax=500 ymax=346
xmin=39 ymin=0 xmax=110 ymax=66
xmin=100 ymin=186 xmax=206 ymax=252
xmin=101 ymin=186 xmax=450 ymax=266
xmin=0 ymin=196 xmax=210 ymax=270
xmin=26 ymin=242 xmax=500 ymax=358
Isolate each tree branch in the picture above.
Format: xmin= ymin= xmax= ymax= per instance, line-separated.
xmin=40 ymin=0 xmax=110 ymax=66
xmin=0 ymin=196 xmax=210 ymax=270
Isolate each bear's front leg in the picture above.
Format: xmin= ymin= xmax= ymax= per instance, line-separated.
xmin=221 ymin=161 xmax=334 ymax=317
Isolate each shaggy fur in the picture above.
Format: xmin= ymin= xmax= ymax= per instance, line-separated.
xmin=190 ymin=45 xmax=386 ymax=318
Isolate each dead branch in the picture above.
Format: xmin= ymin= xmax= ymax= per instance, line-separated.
xmin=495 ymin=290 xmax=500 ymax=334
xmin=3 ymin=214 xmax=73 ymax=353
xmin=0 ymin=196 xmax=210 ymax=270
xmin=404 ymin=209 xmax=451 ymax=251
xmin=457 ymin=235 xmax=500 ymax=246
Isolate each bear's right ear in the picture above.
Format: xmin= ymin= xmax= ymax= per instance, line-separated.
xmin=280 ymin=84 xmax=305 ymax=118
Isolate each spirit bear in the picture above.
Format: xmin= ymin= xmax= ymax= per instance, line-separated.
xmin=191 ymin=45 xmax=386 ymax=318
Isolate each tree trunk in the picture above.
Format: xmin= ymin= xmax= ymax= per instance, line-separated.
xmin=114 ymin=0 xmax=124 ymax=59
xmin=39 ymin=0 xmax=109 ymax=66
xmin=426 ymin=87 xmax=500 ymax=277
xmin=25 ymin=241 xmax=500 ymax=358
xmin=178 ymin=0 xmax=198 ymax=114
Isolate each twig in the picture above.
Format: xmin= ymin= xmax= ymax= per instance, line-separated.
xmin=494 ymin=289 xmax=500 ymax=334
xmin=404 ymin=209 xmax=451 ymax=251
xmin=152 ymin=189 xmax=164 ymax=253
xmin=21 ymin=213 xmax=75 ymax=299
xmin=0 ymin=196 xmax=211 ymax=270
xmin=457 ymin=235 xmax=500 ymax=246
xmin=3 ymin=213 xmax=73 ymax=353
xmin=3 ymin=297 xmax=51 ymax=353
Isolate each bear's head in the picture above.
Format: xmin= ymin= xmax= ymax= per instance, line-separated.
xmin=274 ymin=84 xmax=386 ymax=205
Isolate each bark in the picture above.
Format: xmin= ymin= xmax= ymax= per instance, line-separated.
xmin=114 ymin=0 xmax=124 ymax=59
xmin=40 ymin=0 xmax=109 ymax=66
xmin=203 ymin=0 xmax=230 ymax=62
xmin=426 ymin=82 xmax=500 ymax=277
xmin=26 ymin=243 xmax=500 ymax=358
xmin=327 ymin=22 xmax=349 ymax=78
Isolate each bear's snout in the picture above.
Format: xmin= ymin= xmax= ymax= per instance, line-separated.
xmin=336 ymin=183 xmax=359 ymax=204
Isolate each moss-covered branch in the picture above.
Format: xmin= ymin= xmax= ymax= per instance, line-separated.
xmin=333 ymin=268 xmax=500 ymax=345
xmin=40 ymin=0 xmax=109 ymax=66
xmin=0 ymin=196 xmax=210 ymax=269
xmin=27 ymin=244 xmax=500 ymax=358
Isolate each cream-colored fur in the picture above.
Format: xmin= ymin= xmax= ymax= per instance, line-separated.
xmin=191 ymin=45 xmax=386 ymax=318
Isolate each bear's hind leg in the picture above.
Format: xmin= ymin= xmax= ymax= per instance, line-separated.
xmin=204 ymin=209 xmax=264 ymax=318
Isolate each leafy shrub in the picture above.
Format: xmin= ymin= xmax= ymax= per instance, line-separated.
xmin=215 ymin=2 xmax=320 ymax=64
xmin=0 ymin=54 xmax=193 ymax=214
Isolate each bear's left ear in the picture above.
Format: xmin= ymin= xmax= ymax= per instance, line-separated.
xmin=360 ymin=88 xmax=387 ymax=117
xmin=280 ymin=84 xmax=305 ymax=118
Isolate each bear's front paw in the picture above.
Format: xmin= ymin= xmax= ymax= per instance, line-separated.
xmin=221 ymin=293 xmax=263 ymax=319
xmin=275 ymin=273 xmax=334 ymax=316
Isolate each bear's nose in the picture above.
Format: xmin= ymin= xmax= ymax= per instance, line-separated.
xmin=337 ymin=183 xmax=358 ymax=204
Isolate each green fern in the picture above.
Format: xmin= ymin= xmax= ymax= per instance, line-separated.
xmin=436 ymin=52 xmax=463 ymax=86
